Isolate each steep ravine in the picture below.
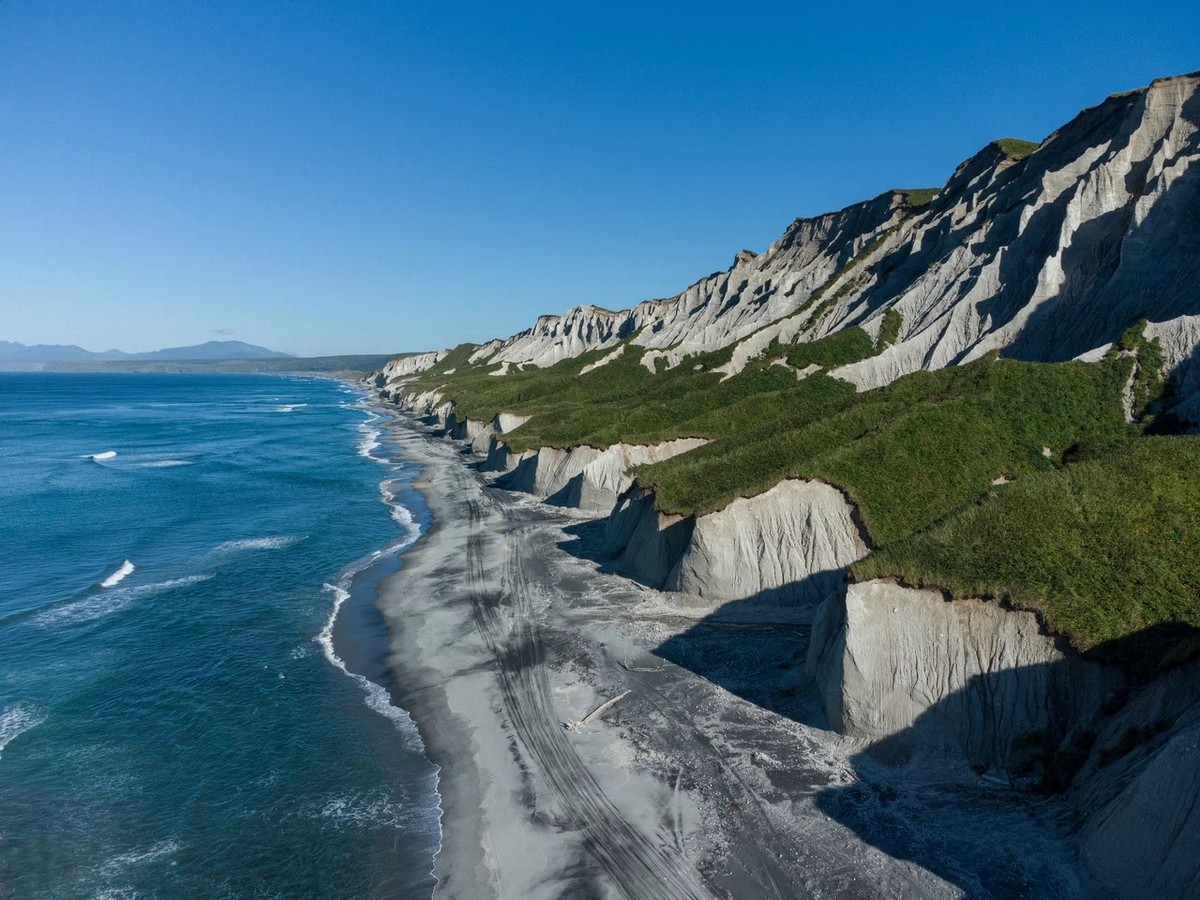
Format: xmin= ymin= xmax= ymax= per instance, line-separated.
xmin=377 ymin=386 xmax=1199 ymax=900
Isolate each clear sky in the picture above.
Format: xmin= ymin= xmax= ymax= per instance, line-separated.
xmin=1 ymin=2 xmax=1197 ymax=356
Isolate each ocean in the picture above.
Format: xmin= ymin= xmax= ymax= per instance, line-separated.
xmin=0 ymin=373 xmax=440 ymax=898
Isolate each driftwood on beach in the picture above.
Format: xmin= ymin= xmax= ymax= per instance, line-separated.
xmin=565 ymin=690 xmax=632 ymax=733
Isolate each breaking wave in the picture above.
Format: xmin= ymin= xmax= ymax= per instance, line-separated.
xmin=317 ymin=582 xmax=425 ymax=755
xmin=100 ymin=560 xmax=136 ymax=588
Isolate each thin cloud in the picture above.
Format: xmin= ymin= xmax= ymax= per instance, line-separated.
xmin=210 ymin=327 xmax=235 ymax=336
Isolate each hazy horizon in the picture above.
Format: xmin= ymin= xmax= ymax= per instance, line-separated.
xmin=2 ymin=1 xmax=1198 ymax=356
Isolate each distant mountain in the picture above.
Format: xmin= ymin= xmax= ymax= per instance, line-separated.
xmin=129 ymin=341 xmax=292 ymax=361
xmin=0 ymin=339 xmax=291 ymax=366
xmin=0 ymin=341 xmax=126 ymax=363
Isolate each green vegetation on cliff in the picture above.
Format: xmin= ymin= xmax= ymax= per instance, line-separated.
xmin=412 ymin=334 xmax=869 ymax=454
xmin=854 ymin=437 xmax=1200 ymax=661
xmin=396 ymin=321 xmax=1200 ymax=659
xmin=635 ymin=355 xmax=1133 ymax=544
xmin=993 ymin=137 xmax=1040 ymax=159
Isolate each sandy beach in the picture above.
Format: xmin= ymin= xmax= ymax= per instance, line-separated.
xmin=376 ymin=415 xmax=1086 ymax=900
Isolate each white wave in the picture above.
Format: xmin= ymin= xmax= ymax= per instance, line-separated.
xmin=357 ymin=425 xmax=385 ymax=463
xmin=275 ymin=403 xmax=308 ymax=412
xmin=0 ymin=702 xmax=47 ymax=760
xmin=138 ymin=459 xmax=192 ymax=468
xmin=379 ymin=481 xmax=423 ymax=545
xmin=100 ymin=560 xmax=136 ymax=588
xmin=313 ymin=790 xmax=419 ymax=829
xmin=316 ymin=582 xmax=425 ymax=755
xmin=99 ymin=840 xmax=181 ymax=874
xmin=88 ymin=450 xmax=117 ymax=461
xmin=35 ymin=575 xmax=214 ymax=628
xmin=214 ymin=535 xmax=303 ymax=553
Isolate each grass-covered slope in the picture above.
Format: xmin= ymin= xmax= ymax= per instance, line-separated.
xmin=634 ymin=356 xmax=1133 ymax=542
xmin=407 ymin=331 xmax=876 ymax=454
xmin=397 ymin=324 xmax=1199 ymax=661
xmin=854 ymin=437 xmax=1200 ymax=659
xmin=993 ymin=137 xmax=1040 ymax=159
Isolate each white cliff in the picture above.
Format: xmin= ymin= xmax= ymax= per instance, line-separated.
xmin=807 ymin=580 xmax=1119 ymax=769
xmin=664 ymin=480 xmax=869 ymax=612
xmin=495 ymin=439 xmax=709 ymax=513
xmin=598 ymin=480 xmax=869 ymax=620
xmin=376 ymin=72 xmax=1200 ymax=416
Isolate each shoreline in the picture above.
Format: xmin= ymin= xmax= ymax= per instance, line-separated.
xmin=372 ymin=408 xmax=1087 ymax=899
xmin=375 ymin=418 xmax=711 ymax=898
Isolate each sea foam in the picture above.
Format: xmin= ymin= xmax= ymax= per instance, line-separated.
xmin=380 ymin=481 xmax=422 ymax=541
xmin=214 ymin=535 xmax=303 ymax=553
xmin=357 ymin=425 xmax=386 ymax=463
xmin=36 ymin=575 xmax=215 ymax=628
xmin=0 ymin=702 xmax=47 ymax=760
xmin=97 ymin=840 xmax=183 ymax=878
xmin=317 ymin=582 xmax=425 ymax=755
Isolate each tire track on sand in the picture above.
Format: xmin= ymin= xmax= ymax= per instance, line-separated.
xmin=461 ymin=477 xmax=708 ymax=900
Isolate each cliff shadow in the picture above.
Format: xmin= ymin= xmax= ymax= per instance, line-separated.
xmin=812 ymin=622 xmax=1200 ymax=899
xmin=639 ymin=589 xmax=1101 ymax=894
xmin=554 ymin=514 xmax=696 ymax=592
xmin=811 ymin=657 xmax=1101 ymax=898
xmin=638 ymin=577 xmax=861 ymax=731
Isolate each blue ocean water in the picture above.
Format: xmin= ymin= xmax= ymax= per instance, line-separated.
xmin=0 ymin=373 xmax=440 ymax=898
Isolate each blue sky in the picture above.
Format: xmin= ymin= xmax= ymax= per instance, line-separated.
xmin=1 ymin=2 xmax=1197 ymax=356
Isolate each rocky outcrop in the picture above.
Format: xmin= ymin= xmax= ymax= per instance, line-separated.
xmin=665 ymin=480 xmax=869 ymax=610
xmin=446 ymin=414 xmax=494 ymax=453
xmin=494 ymin=439 xmax=708 ymax=513
xmin=830 ymin=73 xmax=1200 ymax=392
xmin=377 ymin=350 xmax=449 ymax=383
xmin=806 ymin=580 xmax=1200 ymax=899
xmin=599 ymin=480 xmax=869 ymax=619
xmin=1147 ymin=314 xmax=1200 ymax=422
xmin=807 ymin=580 xmax=1120 ymax=770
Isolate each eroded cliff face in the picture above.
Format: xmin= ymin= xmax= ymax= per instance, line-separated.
xmin=1076 ymin=664 xmax=1200 ymax=900
xmin=378 ymin=72 xmax=1200 ymax=414
xmin=664 ymin=480 xmax=868 ymax=611
xmin=805 ymin=580 xmax=1200 ymax=900
xmin=494 ymin=439 xmax=709 ymax=513
xmin=806 ymin=581 xmax=1119 ymax=770
xmin=830 ymin=72 xmax=1200 ymax=396
xmin=598 ymin=479 xmax=869 ymax=619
